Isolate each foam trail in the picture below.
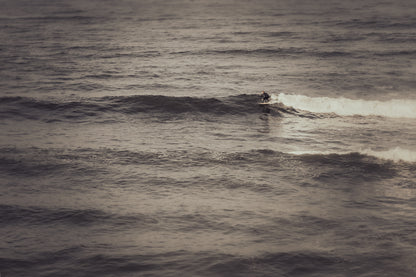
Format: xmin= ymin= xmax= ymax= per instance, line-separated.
xmin=361 ymin=147 xmax=416 ymax=163
xmin=290 ymin=147 xmax=416 ymax=163
xmin=275 ymin=93 xmax=416 ymax=118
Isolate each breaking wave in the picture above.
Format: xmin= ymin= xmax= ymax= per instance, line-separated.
xmin=290 ymin=147 xmax=416 ymax=163
xmin=2 ymin=93 xmax=415 ymax=123
xmin=275 ymin=93 xmax=416 ymax=118
xmin=361 ymin=147 xmax=416 ymax=163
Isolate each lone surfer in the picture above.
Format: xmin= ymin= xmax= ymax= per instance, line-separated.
xmin=260 ymin=91 xmax=270 ymax=103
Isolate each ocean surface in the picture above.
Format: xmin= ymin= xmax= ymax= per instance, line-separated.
xmin=1 ymin=0 xmax=416 ymax=276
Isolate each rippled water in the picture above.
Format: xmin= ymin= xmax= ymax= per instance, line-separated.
xmin=1 ymin=0 xmax=416 ymax=276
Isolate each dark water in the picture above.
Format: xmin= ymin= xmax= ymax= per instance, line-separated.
xmin=1 ymin=0 xmax=416 ymax=276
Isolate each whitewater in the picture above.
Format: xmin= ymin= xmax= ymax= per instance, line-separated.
xmin=1 ymin=0 xmax=416 ymax=276
xmin=275 ymin=93 xmax=416 ymax=118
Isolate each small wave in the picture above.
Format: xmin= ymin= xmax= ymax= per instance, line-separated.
xmin=275 ymin=93 xmax=416 ymax=118
xmin=0 ymin=96 xmax=108 ymax=122
xmin=0 ymin=95 xmax=281 ymax=122
xmin=174 ymin=47 xmax=356 ymax=59
xmin=291 ymin=147 xmax=416 ymax=163
xmin=171 ymin=47 xmax=307 ymax=58
xmin=0 ymin=204 xmax=156 ymax=227
xmin=335 ymin=19 xmax=416 ymax=30
xmin=0 ymin=15 xmax=96 ymax=25
xmin=208 ymin=251 xmax=344 ymax=276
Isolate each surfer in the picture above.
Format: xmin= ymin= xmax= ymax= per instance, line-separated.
xmin=260 ymin=91 xmax=270 ymax=103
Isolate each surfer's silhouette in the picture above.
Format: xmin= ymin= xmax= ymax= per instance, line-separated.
xmin=260 ymin=91 xmax=270 ymax=103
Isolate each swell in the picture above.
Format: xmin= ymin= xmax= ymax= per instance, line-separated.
xmin=3 ymin=146 xmax=414 ymax=169
xmin=0 ymin=248 xmax=407 ymax=277
xmin=0 ymin=96 xmax=110 ymax=122
xmin=0 ymin=95 xmax=281 ymax=122
xmin=291 ymin=147 xmax=416 ymax=163
xmin=335 ymin=18 xmax=416 ymax=30
xmin=3 ymin=93 xmax=415 ymax=122
xmin=2 ymin=147 xmax=413 ymax=183
xmin=173 ymin=47 xmax=355 ymax=59
xmin=207 ymin=251 xmax=345 ymax=276
xmin=0 ymin=204 xmax=156 ymax=227
xmin=206 ymin=250 xmax=412 ymax=277
xmin=174 ymin=47 xmax=416 ymax=59
xmin=0 ymin=15 xmax=94 ymax=22
xmin=0 ymin=250 xmax=228 ymax=277
xmin=275 ymin=93 xmax=416 ymax=119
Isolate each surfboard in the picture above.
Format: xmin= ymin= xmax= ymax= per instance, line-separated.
xmin=258 ymin=102 xmax=271 ymax=105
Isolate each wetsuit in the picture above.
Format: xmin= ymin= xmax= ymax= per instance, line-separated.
xmin=262 ymin=92 xmax=270 ymax=102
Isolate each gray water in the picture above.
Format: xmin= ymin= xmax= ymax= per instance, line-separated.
xmin=1 ymin=0 xmax=416 ymax=276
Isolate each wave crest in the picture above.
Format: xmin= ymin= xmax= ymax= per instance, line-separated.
xmin=291 ymin=147 xmax=416 ymax=163
xmin=275 ymin=93 xmax=416 ymax=118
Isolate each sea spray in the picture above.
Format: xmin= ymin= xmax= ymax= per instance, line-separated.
xmin=275 ymin=93 xmax=416 ymax=118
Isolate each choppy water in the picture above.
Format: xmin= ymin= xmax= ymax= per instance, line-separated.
xmin=1 ymin=0 xmax=416 ymax=276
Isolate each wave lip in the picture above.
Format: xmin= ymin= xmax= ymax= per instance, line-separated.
xmin=275 ymin=93 xmax=416 ymax=119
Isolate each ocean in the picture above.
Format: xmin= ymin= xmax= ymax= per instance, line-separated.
xmin=1 ymin=0 xmax=416 ymax=276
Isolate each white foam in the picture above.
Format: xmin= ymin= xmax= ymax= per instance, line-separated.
xmin=361 ymin=147 xmax=416 ymax=163
xmin=275 ymin=93 xmax=416 ymax=118
xmin=290 ymin=147 xmax=416 ymax=163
